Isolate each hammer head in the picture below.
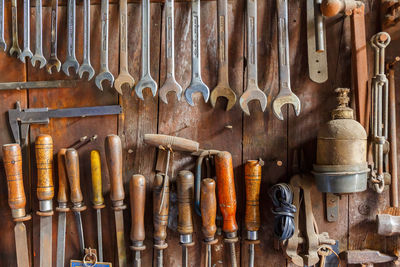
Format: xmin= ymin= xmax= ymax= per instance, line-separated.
xmin=342 ymin=250 xmax=396 ymax=266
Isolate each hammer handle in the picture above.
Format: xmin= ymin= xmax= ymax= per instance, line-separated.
xmin=35 ymin=134 xmax=54 ymax=202
xmin=130 ymin=174 xmax=146 ymax=243
xmin=245 ymin=160 xmax=261 ymax=231
xmin=91 ymin=150 xmax=104 ymax=207
xmin=65 ymin=148 xmax=83 ymax=204
xmin=144 ymin=134 xmax=199 ymax=152
xmin=105 ymin=134 xmax=125 ymax=206
xmin=201 ymin=178 xmax=217 ymax=240
xmin=57 ymin=149 xmax=69 ymax=204
xmin=177 ymin=170 xmax=194 ymax=235
xmin=153 ymin=173 xmax=169 ymax=243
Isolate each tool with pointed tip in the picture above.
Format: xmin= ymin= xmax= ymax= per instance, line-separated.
xmin=105 ymin=134 xmax=127 ymax=267
xmin=210 ymin=0 xmax=236 ymax=110
xmin=159 ymin=0 xmax=182 ymax=104
xmin=9 ymin=0 xmax=21 ymax=57
xmin=78 ymin=0 xmax=95 ymax=80
xmin=134 ymin=0 xmax=157 ymax=99
xmin=31 ymin=0 xmax=47 ymax=68
xmin=130 ymin=175 xmax=146 ymax=267
xmin=239 ymin=0 xmax=267 ymax=115
xmin=342 ymin=250 xmax=396 ymax=267
xmin=19 ymin=0 xmax=33 ymax=62
xmin=62 ymin=0 xmax=79 ymax=76
xmin=0 ymin=0 xmax=6 ymax=51
xmin=215 ymin=151 xmax=238 ymax=267
xmin=2 ymin=144 xmax=31 ymax=267
xmin=201 ymin=178 xmax=217 ymax=267
xmin=46 ymin=0 xmax=61 ymax=74
xmin=35 ymin=134 xmax=54 ymax=267
xmin=91 ymin=150 xmax=105 ymax=262
xmin=272 ymin=0 xmax=301 ymax=120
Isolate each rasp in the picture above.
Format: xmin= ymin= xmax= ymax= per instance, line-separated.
xmin=130 ymin=175 xmax=146 ymax=267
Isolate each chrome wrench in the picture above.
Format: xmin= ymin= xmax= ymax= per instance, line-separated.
xmin=62 ymin=0 xmax=79 ymax=76
xmin=0 ymin=0 xmax=5 ymax=51
xmin=19 ymin=0 xmax=33 ymax=62
xmin=78 ymin=0 xmax=95 ymax=80
xmin=9 ymin=0 xmax=21 ymax=57
xmin=46 ymin=0 xmax=61 ymax=74
xmin=31 ymin=0 xmax=47 ymax=68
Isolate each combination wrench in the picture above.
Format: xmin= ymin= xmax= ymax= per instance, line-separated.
xmin=134 ymin=0 xmax=157 ymax=100
xmin=95 ymin=0 xmax=114 ymax=90
xmin=0 ymin=0 xmax=5 ymax=51
xmin=78 ymin=0 xmax=95 ymax=80
xmin=19 ymin=0 xmax=33 ymax=62
xmin=31 ymin=0 xmax=47 ymax=68
xmin=272 ymin=0 xmax=301 ymax=120
xmin=114 ymin=0 xmax=134 ymax=94
xmin=159 ymin=0 xmax=182 ymax=104
xmin=62 ymin=0 xmax=79 ymax=76
xmin=46 ymin=0 xmax=61 ymax=74
xmin=9 ymin=0 xmax=21 ymax=57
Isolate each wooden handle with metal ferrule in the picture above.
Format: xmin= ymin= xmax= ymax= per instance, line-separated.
xmin=177 ymin=170 xmax=194 ymax=235
xmin=153 ymin=173 xmax=169 ymax=247
xmin=65 ymin=148 xmax=84 ymax=205
xmin=215 ymin=151 xmax=238 ymax=234
xmin=144 ymin=134 xmax=199 ymax=152
xmin=57 ymin=149 xmax=68 ymax=204
xmin=91 ymin=150 xmax=104 ymax=207
xmin=244 ymin=160 xmax=262 ymax=232
xmin=105 ymin=134 xmax=125 ymax=207
xmin=201 ymin=178 xmax=217 ymax=241
xmin=35 ymin=134 xmax=54 ymax=203
xmin=130 ymin=174 xmax=146 ymax=245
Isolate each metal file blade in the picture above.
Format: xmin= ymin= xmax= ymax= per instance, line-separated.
xmin=56 ymin=212 xmax=66 ymax=267
xmin=15 ymin=222 xmax=29 ymax=267
xmin=40 ymin=216 xmax=52 ymax=267
xmin=115 ymin=210 xmax=127 ymax=267
xmin=74 ymin=211 xmax=85 ymax=255
xmin=96 ymin=209 xmax=103 ymax=262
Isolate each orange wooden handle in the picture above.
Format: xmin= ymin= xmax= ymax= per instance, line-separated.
xmin=177 ymin=170 xmax=194 ymax=235
xmin=245 ymin=160 xmax=262 ymax=232
xmin=105 ymin=134 xmax=124 ymax=206
xmin=130 ymin=174 xmax=146 ymax=243
xmin=215 ymin=151 xmax=238 ymax=233
xmin=153 ymin=173 xmax=169 ymax=245
xmin=2 ymin=144 xmax=26 ymax=218
xmin=57 ymin=149 xmax=69 ymax=204
xmin=144 ymin=134 xmax=199 ymax=152
xmin=201 ymin=178 xmax=217 ymax=240
xmin=35 ymin=134 xmax=54 ymax=202
xmin=65 ymin=148 xmax=83 ymax=204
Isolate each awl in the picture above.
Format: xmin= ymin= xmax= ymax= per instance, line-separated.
xmin=201 ymin=178 xmax=217 ymax=267
xmin=130 ymin=175 xmax=146 ymax=267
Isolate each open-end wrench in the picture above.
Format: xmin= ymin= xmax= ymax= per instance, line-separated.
xmin=95 ymin=0 xmax=114 ymax=90
xmin=159 ymin=0 xmax=182 ymax=104
xmin=0 ymin=0 xmax=6 ymax=51
xmin=62 ymin=0 xmax=79 ymax=76
xmin=19 ymin=0 xmax=33 ymax=62
xmin=31 ymin=0 xmax=46 ymax=68
xmin=114 ymin=0 xmax=134 ymax=94
xmin=272 ymin=0 xmax=301 ymax=120
xmin=134 ymin=0 xmax=157 ymax=100
xmin=239 ymin=0 xmax=267 ymax=115
xmin=9 ymin=0 xmax=21 ymax=57
xmin=210 ymin=0 xmax=236 ymax=111
xmin=46 ymin=0 xmax=61 ymax=74
xmin=184 ymin=0 xmax=209 ymax=106
xmin=78 ymin=0 xmax=94 ymax=81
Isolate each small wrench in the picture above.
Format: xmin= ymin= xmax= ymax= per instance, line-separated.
xmin=134 ymin=0 xmax=157 ymax=100
xmin=239 ymin=0 xmax=267 ymax=115
xmin=272 ymin=0 xmax=300 ymax=120
xmin=210 ymin=0 xmax=236 ymax=110
xmin=159 ymin=0 xmax=182 ymax=104
xmin=95 ymin=0 xmax=114 ymax=90
xmin=46 ymin=0 xmax=61 ymax=74
xmin=31 ymin=0 xmax=47 ymax=68
xmin=78 ymin=0 xmax=95 ymax=80
xmin=114 ymin=0 xmax=134 ymax=94
xmin=184 ymin=0 xmax=209 ymax=106
xmin=19 ymin=0 xmax=33 ymax=62
xmin=62 ymin=0 xmax=79 ymax=76
xmin=0 ymin=0 xmax=6 ymax=51
xmin=9 ymin=0 xmax=21 ymax=57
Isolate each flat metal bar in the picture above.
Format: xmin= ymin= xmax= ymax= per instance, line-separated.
xmin=96 ymin=209 xmax=103 ymax=262
xmin=115 ymin=211 xmax=127 ymax=267
xmin=0 ymin=80 xmax=78 ymax=90
xmin=56 ymin=212 xmax=67 ymax=267
xmin=40 ymin=216 xmax=52 ymax=267
xmin=74 ymin=211 xmax=85 ymax=256
xmin=15 ymin=222 xmax=29 ymax=267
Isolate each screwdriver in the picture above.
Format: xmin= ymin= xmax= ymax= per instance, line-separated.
xmin=130 ymin=174 xmax=146 ymax=267
xmin=215 ymin=151 xmax=238 ymax=267
xmin=201 ymin=178 xmax=217 ymax=267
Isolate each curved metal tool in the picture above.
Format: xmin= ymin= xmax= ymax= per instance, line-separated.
xmin=31 ymin=0 xmax=47 ymax=68
xmin=46 ymin=0 xmax=61 ymax=74
xmin=62 ymin=0 xmax=79 ymax=76
xmin=210 ymin=0 xmax=236 ymax=110
xmin=9 ymin=0 xmax=21 ymax=57
xmin=78 ymin=0 xmax=95 ymax=80
xmin=272 ymin=0 xmax=300 ymax=120
xmin=19 ymin=0 xmax=33 ymax=62
xmin=159 ymin=0 xmax=182 ymax=104
xmin=0 ymin=0 xmax=6 ymax=51
xmin=184 ymin=0 xmax=209 ymax=106
xmin=239 ymin=0 xmax=267 ymax=115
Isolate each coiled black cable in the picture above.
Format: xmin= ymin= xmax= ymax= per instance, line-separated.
xmin=269 ymin=183 xmax=297 ymax=241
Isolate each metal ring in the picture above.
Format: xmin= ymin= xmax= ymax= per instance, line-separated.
xmin=83 ymin=250 xmax=97 ymax=267
xmin=373 ymin=32 xmax=391 ymax=49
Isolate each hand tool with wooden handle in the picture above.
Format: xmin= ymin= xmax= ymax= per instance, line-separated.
xmin=35 ymin=134 xmax=54 ymax=267
xmin=177 ymin=170 xmax=195 ymax=267
xmin=105 ymin=134 xmax=127 ymax=267
xmin=62 ymin=0 xmax=79 ymax=76
xmin=46 ymin=0 xmax=61 ymax=74
xmin=201 ymin=178 xmax=217 ymax=267
xmin=130 ymin=175 xmax=146 ymax=267
xmin=78 ymin=0 xmax=95 ymax=80
xmin=19 ymin=0 xmax=33 ymax=62
xmin=9 ymin=0 xmax=21 ymax=57
xmin=215 ymin=151 xmax=238 ymax=267
xmin=2 ymin=144 xmax=31 ymax=267
xmin=31 ymin=0 xmax=46 ymax=68
xmin=91 ymin=150 xmax=105 ymax=262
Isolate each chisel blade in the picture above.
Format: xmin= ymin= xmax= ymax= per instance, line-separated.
xmin=40 ymin=216 xmax=52 ymax=267
xmin=56 ymin=212 xmax=66 ymax=267
xmin=96 ymin=209 xmax=103 ymax=262
xmin=156 ymin=249 xmax=163 ymax=267
xmin=115 ymin=210 xmax=127 ymax=267
xmin=74 ymin=211 xmax=85 ymax=255
xmin=15 ymin=222 xmax=29 ymax=267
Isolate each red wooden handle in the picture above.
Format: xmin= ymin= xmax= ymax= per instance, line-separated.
xmin=130 ymin=175 xmax=146 ymax=243
xmin=57 ymin=149 xmax=69 ymax=204
xmin=105 ymin=134 xmax=125 ymax=206
xmin=65 ymin=148 xmax=83 ymax=205
xmin=201 ymin=178 xmax=217 ymax=240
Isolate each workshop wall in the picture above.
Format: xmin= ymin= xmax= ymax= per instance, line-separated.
xmin=0 ymin=0 xmax=394 ymax=266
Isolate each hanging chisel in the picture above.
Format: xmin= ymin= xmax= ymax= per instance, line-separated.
xmin=201 ymin=178 xmax=217 ymax=267
xmin=2 ymin=143 xmax=31 ymax=267
xmin=105 ymin=134 xmax=127 ymax=267
xmin=130 ymin=174 xmax=146 ymax=267
xmin=35 ymin=134 xmax=54 ymax=267
xmin=91 ymin=150 xmax=105 ymax=262
xmin=215 ymin=151 xmax=238 ymax=267
xmin=177 ymin=170 xmax=195 ymax=267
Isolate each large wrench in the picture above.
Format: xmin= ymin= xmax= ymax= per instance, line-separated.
xmin=46 ymin=0 xmax=61 ymax=74
xmin=0 ymin=0 xmax=6 ymax=51
xmin=62 ymin=0 xmax=79 ymax=76
xmin=272 ymin=0 xmax=300 ymax=120
xmin=134 ymin=0 xmax=157 ymax=100
xmin=78 ymin=0 xmax=95 ymax=80
xmin=95 ymin=0 xmax=114 ymax=90
xmin=210 ymin=0 xmax=236 ymax=111
xmin=114 ymin=0 xmax=134 ymax=94
xmin=31 ymin=0 xmax=47 ymax=68
xmin=239 ymin=0 xmax=267 ymax=115
xmin=184 ymin=0 xmax=209 ymax=106
xmin=19 ymin=0 xmax=33 ymax=62
xmin=9 ymin=0 xmax=21 ymax=57
xmin=159 ymin=0 xmax=182 ymax=104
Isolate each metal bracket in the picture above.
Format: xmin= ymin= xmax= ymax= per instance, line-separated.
xmin=326 ymin=193 xmax=339 ymax=222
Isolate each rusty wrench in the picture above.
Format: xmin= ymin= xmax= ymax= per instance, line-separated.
xmin=210 ymin=0 xmax=236 ymax=111
xmin=159 ymin=0 xmax=182 ymax=104
xmin=31 ymin=0 xmax=47 ymax=68
xmin=46 ymin=0 xmax=61 ymax=74
xmin=62 ymin=0 xmax=79 ymax=76
xmin=0 ymin=0 xmax=5 ymax=51
xmin=19 ymin=0 xmax=33 ymax=62
xmin=78 ymin=0 xmax=95 ymax=80
xmin=9 ymin=0 xmax=21 ymax=57
xmin=239 ymin=0 xmax=267 ymax=115
xmin=272 ymin=0 xmax=300 ymax=120
xmin=114 ymin=0 xmax=134 ymax=94
xmin=95 ymin=0 xmax=114 ymax=90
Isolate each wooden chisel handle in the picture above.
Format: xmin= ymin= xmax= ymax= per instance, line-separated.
xmin=153 ymin=173 xmax=169 ymax=248
xmin=245 ymin=160 xmax=262 ymax=232
xmin=91 ymin=150 xmax=105 ymax=208
xmin=177 ymin=170 xmax=194 ymax=236
xmin=57 ymin=149 xmax=68 ymax=205
xmin=65 ymin=149 xmax=86 ymax=211
xmin=130 ymin=174 xmax=146 ymax=249
xmin=201 ymin=178 xmax=217 ymax=241
xmin=144 ymin=134 xmax=199 ymax=152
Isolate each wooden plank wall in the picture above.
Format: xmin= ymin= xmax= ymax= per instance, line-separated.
xmin=0 ymin=0 xmax=397 ymax=266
